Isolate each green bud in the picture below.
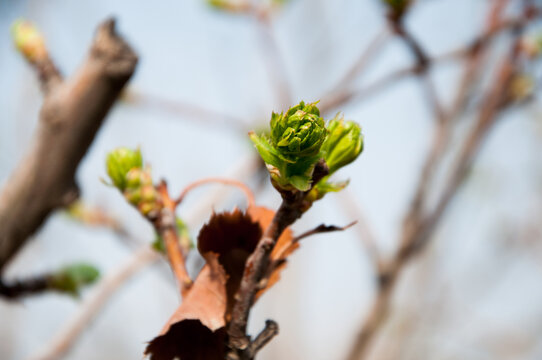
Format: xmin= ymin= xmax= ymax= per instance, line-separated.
xmin=250 ymin=101 xmax=328 ymax=192
xmin=11 ymin=19 xmax=47 ymax=63
xmin=320 ymin=115 xmax=364 ymax=175
xmin=106 ymin=147 xmax=143 ymax=190
xmin=306 ymin=116 xmax=363 ymax=201
xmin=123 ymin=188 xmax=142 ymax=205
xmin=308 ymin=177 xmax=349 ymax=202
xmin=48 ymin=263 xmax=100 ymax=296
xmin=270 ymin=101 xmax=326 ymax=159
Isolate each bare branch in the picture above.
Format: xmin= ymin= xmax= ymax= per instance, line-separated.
xmin=291 ymin=221 xmax=357 ymax=243
xmin=155 ymin=182 xmax=193 ymax=296
xmin=325 ymin=28 xmax=391 ymax=96
xmin=319 ymin=10 xmax=539 ymax=115
xmin=345 ymin=2 xmax=536 ymax=359
xmin=0 ymin=18 xmax=138 ymax=272
xmin=174 ymin=177 xmax=255 ymax=208
xmin=124 ymin=89 xmax=249 ymax=132
xmin=252 ymin=9 xmax=292 ymax=110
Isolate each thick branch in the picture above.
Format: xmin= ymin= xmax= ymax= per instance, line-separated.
xmin=0 ymin=18 xmax=137 ymax=272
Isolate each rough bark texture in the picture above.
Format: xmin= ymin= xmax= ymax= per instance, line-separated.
xmin=0 ymin=18 xmax=138 ymax=272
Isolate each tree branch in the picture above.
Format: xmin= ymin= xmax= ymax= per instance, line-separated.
xmin=345 ymin=2 xmax=535 ymax=359
xmin=227 ymin=161 xmax=329 ymax=358
xmin=0 ymin=18 xmax=138 ymax=273
xmin=0 ymin=276 xmax=49 ymax=299
xmin=155 ymin=182 xmax=193 ymax=297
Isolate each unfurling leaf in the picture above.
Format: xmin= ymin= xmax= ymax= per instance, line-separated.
xmin=250 ymin=101 xmax=327 ymax=191
xmin=320 ymin=115 xmax=363 ymax=175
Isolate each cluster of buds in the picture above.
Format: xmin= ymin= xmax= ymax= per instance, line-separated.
xmin=250 ymin=101 xmax=364 ymax=200
xmin=106 ymin=148 xmax=162 ymax=217
xmin=11 ymin=19 xmax=48 ymax=63
xmin=48 ymin=263 xmax=100 ymax=297
xmin=520 ymin=33 xmax=542 ymax=59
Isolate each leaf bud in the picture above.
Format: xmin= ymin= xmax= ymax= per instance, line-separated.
xmin=321 ymin=115 xmax=364 ymax=175
xmin=48 ymin=263 xmax=100 ymax=296
xmin=11 ymin=19 xmax=47 ymax=63
xmin=106 ymin=147 xmax=143 ymax=191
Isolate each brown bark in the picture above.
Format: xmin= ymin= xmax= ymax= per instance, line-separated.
xmin=0 ymin=18 xmax=137 ymax=272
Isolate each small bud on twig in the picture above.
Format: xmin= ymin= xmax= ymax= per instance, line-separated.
xmin=48 ymin=263 xmax=100 ymax=296
xmin=106 ymin=147 xmax=143 ymax=191
xmin=11 ymin=19 xmax=48 ymax=63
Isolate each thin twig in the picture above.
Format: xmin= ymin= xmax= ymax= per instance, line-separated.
xmin=156 ymin=182 xmax=193 ymax=296
xmin=291 ymin=221 xmax=357 ymax=244
xmin=124 ymin=89 xmax=249 ymax=132
xmin=325 ymin=28 xmax=391 ymax=96
xmin=252 ymin=9 xmax=293 ymax=110
xmin=174 ymin=177 xmax=255 ymax=208
xmin=345 ymin=2 xmax=534 ymax=359
xmin=319 ymin=11 xmax=537 ymax=115
xmin=246 ymin=320 xmax=279 ymax=358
